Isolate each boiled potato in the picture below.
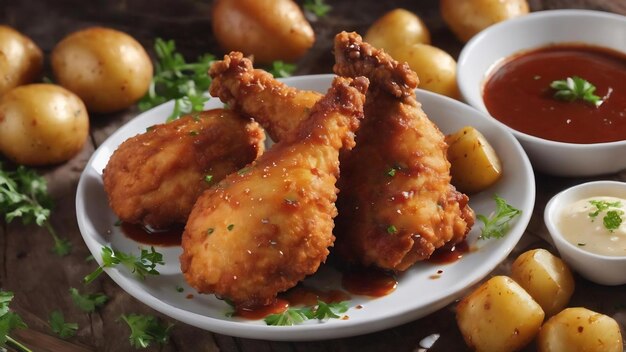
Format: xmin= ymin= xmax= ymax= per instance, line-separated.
xmin=441 ymin=0 xmax=529 ymax=43
xmin=457 ymin=276 xmax=545 ymax=352
xmin=538 ymin=307 xmax=623 ymax=352
xmin=365 ymin=9 xmax=431 ymax=55
xmin=511 ymin=249 xmax=575 ymax=317
xmin=51 ymin=27 xmax=153 ymax=113
xmin=446 ymin=126 xmax=502 ymax=194
xmin=392 ymin=43 xmax=458 ymax=98
xmin=212 ymin=0 xmax=314 ymax=64
xmin=0 ymin=26 xmax=43 ymax=96
xmin=0 ymin=84 xmax=89 ymax=165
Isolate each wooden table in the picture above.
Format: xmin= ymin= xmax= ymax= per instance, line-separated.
xmin=2 ymin=0 xmax=625 ymax=351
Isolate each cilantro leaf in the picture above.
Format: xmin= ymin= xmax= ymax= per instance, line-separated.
xmin=69 ymin=288 xmax=108 ymax=313
xmin=550 ymin=76 xmax=603 ymax=107
xmin=0 ymin=291 xmax=26 ymax=347
xmin=477 ymin=195 xmax=522 ymax=239
xmin=83 ymin=246 xmax=164 ymax=284
xmin=267 ymin=61 xmax=296 ymax=78
xmin=309 ymin=300 xmax=348 ymax=320
xmin=264 ymin=300 xmax=349 ymax=326
xmin=120 ymin=314 xmax=173 ymax=349
xmin=303 ymin=0 xmax=331 ymax=17
xmin=49 ymin=311 xmax=77 ymax=339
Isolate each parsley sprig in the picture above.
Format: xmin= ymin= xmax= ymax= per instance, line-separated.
xmin=69 ymin=288 xmax=108 ymax=313
xmin=302 ymin=0 xmax=331 ymax=17
xmin=0 ymin=291 xmax=27 ymax=349
xmin=550 ymin=76 xmax=603 ymax=107
xmin=139 ymin=38 xmax=215 ymax=122
xmin=49 ymin=311 xmax=77 ymax=339
xmin=477 ymin=195 xmax=522 ymax=239
xmin=0 ymin=163 xmax=71 ymax=256
xmin=120 ymin=314 xmax=173 ymax=348
xmin=588 ymin=200 xmax=623 ymax=232
xmin=83 ymin=246 xmax=164 ymax=284
xmin=264 ymin=300 xmax=348 ymax=326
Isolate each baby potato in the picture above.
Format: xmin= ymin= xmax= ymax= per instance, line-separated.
xmin=511 ymin=249 xmax=575 ymax=317
xmin=446 ymin=126 xmax=502 ymax=194
xmin=457 ymin=276 xmax=544 ymax=352
xmin=51 ymin=27 xmax=153 ymax=113
xmin=537 ymin=307 xmax=623 ymax=352
xmin=0 ymin=26 xmax=43 ymax=96
xmin=364 ymin=9 xmax=431 ymax=55
xmin=441 ymin=0 xmax=529 ymax=43
xmin=392 ymin=43 xmax=458 ymax=98
xmin=212 ymin=0 xmax=315 ymax=64
xmin=0 ymin=84 xmax=89 ymax=166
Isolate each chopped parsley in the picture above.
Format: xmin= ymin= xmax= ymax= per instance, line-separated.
xmin=267 ymin=61 xmax=296 ymax=78
xmin=227 ymin=224 xmax=234 ymax=231
xmin=204 ymin=175 xmax=213 ymax=184
xmin=206 ymin=228 xmax=214 ymax=235
xmin=0 ymin=291 xmax=26 ymax=348
xmin=264 ymin=300 xmax=348 ymax=326
xmin=386 ymin=225 xmax=398 ymax=234
xmin=49 ymin=311 xmax=77 ymax=339
xmin=83 ymin=246 xmax=164 ymax=284
xmin=120 ymin=314 xmax=173 ymax=349
xmin=603 ymin=210 xmax=623 ymax=231
xmin=302 ymin=0 xmax=331 ymax=17
xmin=387 ymin=168 xmax=397 ymax=177
xmin=587 ymin=200 xmax=623 ymax=231
xmin=69 ymin=288 xmax=108 ymax=313
xmin=477 ymin=195 xmax=522 ymax=239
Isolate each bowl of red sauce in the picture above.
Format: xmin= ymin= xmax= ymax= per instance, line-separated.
xmin=458 ymin=10 xmax=626 ymax=177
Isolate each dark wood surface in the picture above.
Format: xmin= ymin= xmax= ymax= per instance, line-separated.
xmin=2 ymin=0 xmax=625 ymax=351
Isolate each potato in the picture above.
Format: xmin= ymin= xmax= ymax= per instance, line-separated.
xmin=365 ymin=9 xmax=431 ymax=55
xmin=391 ymin=43 xmax=458 ymax=98
xmin=511 ymin=249 xmax=575 ymax=317
xmin=538 ymin=307 xmax=623 ymax=352
xmin=51 ymin=27 xmax=153 ymax=113
xmin=0 ymin=84 xmax=89 ymax=165
xmin=456 ymin=276 xmax=544 ymax=352
xmin=0 ymin=26 xmax=43 ymax=96
xmin=441 ymin=0 xmax=529 ymax=43
xmin=446 ymin=126 xmax=502 ymax=194
xmin=212 ymin=0 xmax=314 ymax=64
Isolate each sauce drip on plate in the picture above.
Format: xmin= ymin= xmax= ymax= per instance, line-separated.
xmin=341 ymin=267 xmax=398 ymax=297
xmin=120 ymin=222 xmax=183 ymax=246
xmin=428 ymin=240 xmax=470 ymax=264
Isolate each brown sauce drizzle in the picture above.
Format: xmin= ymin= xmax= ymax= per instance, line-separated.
xmin=342 ymin=267 xmax=398 ymax=297
xmin=427 ymin=240 xmax=470 ymax=264
xmin=120 ymin=222 xmax=183 ymax=247
xmin=235 ymin=299 xmax=289 ymax=320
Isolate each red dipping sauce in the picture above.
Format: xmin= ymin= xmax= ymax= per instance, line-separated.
xmin=483 ymin=44 xmax=626 ymax=144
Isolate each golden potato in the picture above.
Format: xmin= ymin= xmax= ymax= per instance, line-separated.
xmin=441 ymin=0 xmax=529 ymax=43
xmin=446 ymin=126 xmax=502 ymax=194
xmin=0 ymin=26 xmax=43 ymax=96
xmin=392 ymin=43 xmax=458 ymax=98
xmin=212 ymin=0 xmax=314 ymax=64
xmin=51 ymin=27 xmax=153 ymax=113
xmin=511 ymin=249 xmax=575 ymax=317
xmin=457 ymin=276 xmax=544 ymax=352
xmin=0 ymin=84 xmax=89 ymax=165
xmin=364 ymin=9 xmax=431 ymax=55
xmin=538 ymin=307 xmax=623 ymax=352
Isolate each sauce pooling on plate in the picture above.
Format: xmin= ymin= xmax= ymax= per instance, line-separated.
xmin=484 ymin=44 xmax=626 ymax=144
xmin=558 ymin=196 xmax=626 ymax=257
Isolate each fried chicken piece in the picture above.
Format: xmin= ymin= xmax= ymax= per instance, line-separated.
xmin=103 ymin=109 xmax=264 ymax=229
xmin=209 ymin=51 xmax=320 ymax=142
xmin=180 ymin=77 xmax=368 ymax=305
xmin=333 ymin=32 xmax=475 ymax=271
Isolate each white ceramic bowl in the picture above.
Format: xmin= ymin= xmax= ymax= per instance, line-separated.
xmin=458 ymin=10 xmax=626 ymax=177
xmin=544 ymin=181 xmax=626 ymax=285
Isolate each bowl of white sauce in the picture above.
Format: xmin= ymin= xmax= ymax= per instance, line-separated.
xmin=544 ymin=181 xmax=626 ymax=285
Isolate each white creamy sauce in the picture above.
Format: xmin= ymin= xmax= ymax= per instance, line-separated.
xmin=558 ymin=196 xmax=626 ymax=257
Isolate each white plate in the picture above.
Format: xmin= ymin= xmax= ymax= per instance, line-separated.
xmin=76 ymin=74 xmax=535 ymax=341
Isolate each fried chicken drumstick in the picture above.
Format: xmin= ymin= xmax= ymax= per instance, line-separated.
xmin=180 ymin=77 xmax=368 ymax=305
xmin=103 ymin=109 xmax=264 ymax=229
xmin=333 ymin=32 xmax=475 ymax=271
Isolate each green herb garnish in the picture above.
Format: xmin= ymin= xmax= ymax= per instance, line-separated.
xmin=477 ymin=195 xmax=522 ymax=239
xmin=302 ymin=0 xmax=331 ymax=17
xmin=139 ymin=38 xmax=215 ymax=122
xmin=83 ymin=246 xmax=164 ymax=284
xmin=227 ymin=224 xmax=234 ymax=231
xmin=49 ymin=311 xmax=77 ymax=339
xmin=268 ymin=61 xmax=296 ymax=78
xmin=0 ymin=291 xmax=27 ymax=348
xmin=386 ymin=225 xmax=398 ymax=234
xmin=175 ymin=286 xmax=184 ymax=293
xmin=264 ymin=300 xmax=348 ymax=326
xmin=120 ymin=314 xmax=173 ymax=349
xmin=204 ymin=175 xmax=213 ymax=184
xmin=550 ymin=76 xmax=603 ymax=107
xmin=69 ymin=288 xmax=108 ymax=313
xmin=604 ymin=210 xmax=623 ymax=231
xmin=588 ymin=200 xmax=621 ymax=218
xmin=0 ymin=163 xmax=71 ymax=256
xmin=387 ymin=168 xmax=397 ymax=177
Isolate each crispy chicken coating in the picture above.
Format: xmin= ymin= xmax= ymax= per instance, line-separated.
xmin=333 ymin=32 xmax=475 ymax=271
xmin=103 ymin=109 xmax=264 ymax=229
xmin=180 ymin=77 xmax=368 ymax=305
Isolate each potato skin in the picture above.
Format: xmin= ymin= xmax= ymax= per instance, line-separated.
xmin=51 ymin=27 xmax=153 ymax=113
xmin=391 ymin=43 xmax=459 ymax=98
xmin=212 ymin=0 xmax=314 ymax=64
xmin=365 ymin=9 xmax=431 ymax=55
xmin=446 ymin=126 xmax=502 ymax=194
xmin=0 ymin=84 xmax=89 ymax=165
xmin=456 ymin=276 xmax=545 ymax=352
xmin=0 ymin=26 xmax=43 ymax=96
xmin=537 ymin=307 xmax=623 ymax=352
xmin=511 ymin=249 xmax=575 ymax=317
xmin=441 ymin=0 xmax=529 ymax=43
